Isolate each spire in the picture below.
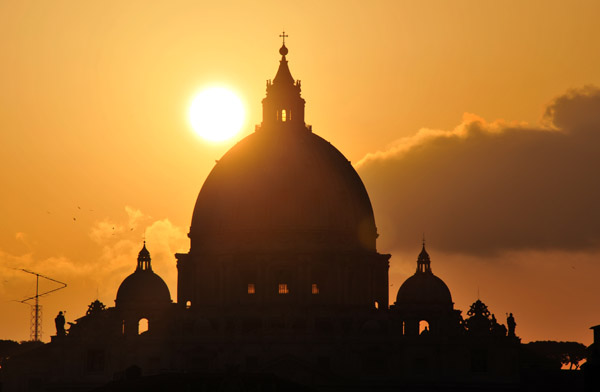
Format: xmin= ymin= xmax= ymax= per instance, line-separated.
xmin=273 ymin=31 xmax=294 ymax=85
xmin=261 ymin=32 xmax=306 ymax=128
xmin=273 ymin=48 xmax=295 ymax=85
xmin=416 ymin=242 xmax=432 ymax=274
xmin=136 ymin=241 xmax=152 ymax=271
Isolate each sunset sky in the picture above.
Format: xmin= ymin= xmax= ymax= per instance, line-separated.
xmin=1 ymin=0 xmax=600 ymax=345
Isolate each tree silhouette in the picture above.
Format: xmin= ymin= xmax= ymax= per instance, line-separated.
xmin=524 ymin=341 xmax=587 ymax=370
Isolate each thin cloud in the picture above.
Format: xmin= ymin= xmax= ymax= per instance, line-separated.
xmin=88 ymin=207 xmax=188 ymax=300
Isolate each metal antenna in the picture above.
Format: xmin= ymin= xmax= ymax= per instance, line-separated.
xmin=17 ymin=269 xmax=67 ymax=341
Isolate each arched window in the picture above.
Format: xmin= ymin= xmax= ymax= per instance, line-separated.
xmin=138 ymin=318 xmax=149 ymax=335
xmin=374 ymin=301 xmax=379 ymax=309
xmin=281 ymin=109 xmax=287 ymax=122
xmin=419 ymin=320 xmax=430 ymax=335
xmin=248 ymin=283 xmax=256 ymax=294
xmin=185 ymin=300 xmax=192 ymax=309
xmin=311 ymin=283 xmax=319 ymax=294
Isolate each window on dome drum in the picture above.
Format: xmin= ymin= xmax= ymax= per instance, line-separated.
xmin=281 ymin=109 xmax=287 ymax=122
xmin=419 ymin=320 xmax=430 ymax=335
xmin=86 ymin=349 xmax=105 ymax=372
xmin=278 ymin=283 xmax=289 ymax=294
xmin=138 ymin=318 xmax=149 ymax=335
xmin=311 ymin=283 xmax=319 ymax=294
xmin=248 ymin=283 xmax=255 ymax=294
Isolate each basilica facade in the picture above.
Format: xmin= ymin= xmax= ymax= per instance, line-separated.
xmin=2 ymin=41 xmax=522 ymax=392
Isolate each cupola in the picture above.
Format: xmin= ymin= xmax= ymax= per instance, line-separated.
xmin=395 ymin=243 xmax=453 ymax=308
xmin=115 ymin=242 xmax=171 ymax=309
xmin=261 ymin=32 xmax=306 ymax=128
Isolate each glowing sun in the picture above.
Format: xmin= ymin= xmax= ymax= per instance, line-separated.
xmin=189 ymin=87 xmax=245 ymax=142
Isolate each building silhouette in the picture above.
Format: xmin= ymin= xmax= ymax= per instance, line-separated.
xmin=3 ymin=39 xmax=530 ymax=392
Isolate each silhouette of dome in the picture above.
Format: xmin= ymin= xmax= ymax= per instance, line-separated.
xmin=189 ymin=44 xmax=378 ymax=254
xmin=4 ymin=36 xmax=525 ymax=391
xmin=190 ymin=131 xmax=377 ymax=253
xmin=395 ymin=244 xmax=452 ymax=307
xmin=115 ymin=243 xmax=171 ymax=308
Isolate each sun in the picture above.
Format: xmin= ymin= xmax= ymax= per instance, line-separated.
xmin=189 ymin=87 xmax=245 ymax=142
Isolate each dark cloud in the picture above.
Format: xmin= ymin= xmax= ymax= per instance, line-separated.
xmin=358 ymin=86 xmax=600 ymax=255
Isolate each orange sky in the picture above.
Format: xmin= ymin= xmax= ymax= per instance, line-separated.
xmin=1 ymin=0 xmax=600 ymax=344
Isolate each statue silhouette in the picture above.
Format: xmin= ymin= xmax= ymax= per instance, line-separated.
xmin=507 ymin=313 xmax=516 ymax=337
xmin=55 ymin=311 xmax=66 ymax=337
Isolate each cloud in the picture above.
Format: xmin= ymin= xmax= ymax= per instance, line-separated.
xmin=0 ymin=206 xmax=188 ymax=341
xmin=88 ymin=207 xmax=188 ymax=301
xmin=125 ymin=206 xmax=145 ymax=230
xmin=357 ymin=86 xmax=600 ymax=255
xmin=89 ymin=219 xmax=124 ymax=243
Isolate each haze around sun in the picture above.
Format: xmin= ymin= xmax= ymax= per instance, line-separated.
xmin=189 ymin=86 xmax=245 ymax=142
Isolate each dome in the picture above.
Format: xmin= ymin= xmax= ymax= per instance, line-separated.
xmin=115 ymin=243 xmax=171 ymax=308
xmin=190 ymin=128 xmax=378 ymax=253
xmin=395 ymin=245 xmax=453 ymax=307
xmin=395 ymin=273 xmax=452 ymax=306
xmin=189 ymin=41 xmax=378 ymax=255
xmin=116 ymin=271 xmax=171 ymax=307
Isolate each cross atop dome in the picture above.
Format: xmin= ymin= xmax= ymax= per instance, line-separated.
xmin=279 ymin=31 xmax=289 ymax=56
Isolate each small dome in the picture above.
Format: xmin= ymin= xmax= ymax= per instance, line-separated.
xmin=115 ymin=243 xmax=171 ymax=308
xmin=395 ymin=244 xmax=453 ymax=307
xmin=116 ymin=271 xmax=171 ymax=308
xmin=395 ymin=273 xmax=452 ymax=306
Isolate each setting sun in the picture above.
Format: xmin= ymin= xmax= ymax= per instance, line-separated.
xmin=189 ymin=87 xmax=245 ymax=142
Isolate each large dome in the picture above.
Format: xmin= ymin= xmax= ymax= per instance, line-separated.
xmin=395 ymin=245 xmax=453 ymax=308
xmin=176 ymin=42 xmax=390 ymax=310
xmin=190 ymin=128 xmax=378 ymax=253
xmin=115 ymin=244 xmax=171 ymax=308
